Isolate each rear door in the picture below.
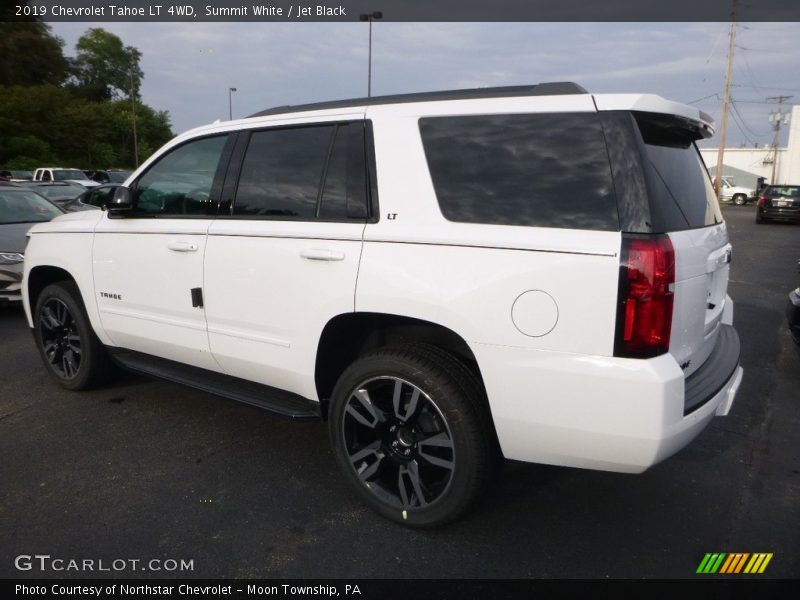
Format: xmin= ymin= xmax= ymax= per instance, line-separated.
xmin=203 ymin=118 xmax=370 ymax=400
xmin=634 ymin=114 xmax=729 ymax=376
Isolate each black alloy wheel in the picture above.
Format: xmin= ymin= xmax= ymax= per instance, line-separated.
xmin=329 ymin=345 xmax=496 ymax=527
xmin=341 ymin=376 xmax=456 ymax=509
xmin=34 ymin=281 xmax=113 ymax=390
xmin=38 ymin=297 xmax=82 ymax=379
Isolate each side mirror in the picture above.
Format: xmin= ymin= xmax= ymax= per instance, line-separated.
xmin=107 ymin=187 xmax=134 ymax=215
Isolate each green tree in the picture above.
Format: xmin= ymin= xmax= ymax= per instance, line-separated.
xmin=0 ymin=22 xmax=69 ymax=86
xmin=2 ymin=136 xmax=57 ymax=170
xmin=0 ymin=84 xmax=173 ymax=169
xmin=70 ymin=28 xmax=143 ymax=101
xmin=0 ymin=23 xmax=172 ymax=170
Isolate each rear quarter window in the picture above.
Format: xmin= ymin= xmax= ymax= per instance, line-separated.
xmin=419 ymin=113 xmax=620 ymax=231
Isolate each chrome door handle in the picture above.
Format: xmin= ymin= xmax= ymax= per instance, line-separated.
xmin=300 ymin=248 xmax=345 ymax=261
xmin=168 ymin=241 xmax=199 ymax=252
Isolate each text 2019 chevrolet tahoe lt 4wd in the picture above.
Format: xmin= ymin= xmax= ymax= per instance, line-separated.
xmin=22 ymin=83 xmax=743 ymax=526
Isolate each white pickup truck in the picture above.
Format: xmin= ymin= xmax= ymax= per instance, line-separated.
xmin=720 ymin=176 xmax=755 ymax=205
xmin=32 ymin=168 xmax=99 ymax=188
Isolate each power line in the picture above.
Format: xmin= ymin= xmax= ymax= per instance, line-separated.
xmin=687 ymin=93 xmax=721 ymax=105
xmin=728 ymin=106 xmax=755 ymax=145
xmin=731 ymin=100 xmax=771 ymax=137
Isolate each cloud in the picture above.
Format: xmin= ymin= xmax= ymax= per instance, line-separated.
xmin=50 ymin=21 xmax=800 ymax=147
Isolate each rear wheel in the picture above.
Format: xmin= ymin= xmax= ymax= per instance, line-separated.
xmin=733 ymin=194 xmax=747 ymax=206
xmin=34 ymin=281 xmax=113 ymax=390
xmin=328 ymin=345 xmax=495 ymax=527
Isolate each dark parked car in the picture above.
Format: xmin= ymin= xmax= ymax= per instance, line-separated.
xmin=788 ymin=260 xmax=800 ymax=345
xmin=74 ymin=183 xmax=120 ymax=210
xmin=0 ymin=182 xmax=64 ymax=304
xmin=91 ymin=169 xmax=131 ymax=184
xmin=0 ymin=170 xmax=34 ymax=182
xmin=756 ymin=185 xmax=800 ymax=224
xmin=20 ymin=182 xmax=87 ymax=212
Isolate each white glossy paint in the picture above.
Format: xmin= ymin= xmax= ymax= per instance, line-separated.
xmin=472 ymin=343 xmax=739 ymax=472
xmin=668 ymin=225 xmax=731 ymax=377
xmin=511 ymin=291 xmax=559 ymax=337
xmin=22 ymin=211 xmax=110 ymax=343
xmin=92 ymin=213 xmax=220 ymax=370
xmin=204 ymin=219 xmax=364 ymax=401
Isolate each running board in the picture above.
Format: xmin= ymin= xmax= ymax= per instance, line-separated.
xmin=109 ymin=349 xmax=322 ymax=421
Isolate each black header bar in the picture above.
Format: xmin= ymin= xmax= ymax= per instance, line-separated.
xmin=5 ymin=0 xmax=800 ymax=22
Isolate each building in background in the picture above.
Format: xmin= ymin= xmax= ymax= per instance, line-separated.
xmin=699 ymin=105 xmax=800 ymax=187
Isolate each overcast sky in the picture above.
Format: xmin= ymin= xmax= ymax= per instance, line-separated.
xmin=49 ymin=21 xmax=800 ymax=148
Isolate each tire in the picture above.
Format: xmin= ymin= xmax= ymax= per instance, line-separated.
xmin=33 ymin=281 xmax=113 ymax=390
xmin=733 ymin=194 xmax=746 ymax=206
xmin=328 ymin=345 xmax=496 ymax=527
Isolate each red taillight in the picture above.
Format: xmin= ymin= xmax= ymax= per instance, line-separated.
xmin=615 ymin=235 xmax=675 ymax=358
xmin=757 ymin=196 xmax=767 ymax=206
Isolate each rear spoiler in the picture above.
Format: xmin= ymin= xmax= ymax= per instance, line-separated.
xmin=594 ymin=94 xmax=715 ymax=140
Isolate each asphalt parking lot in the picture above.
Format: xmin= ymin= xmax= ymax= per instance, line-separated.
xmin=1 ymin=206 xmax=798 ymax=580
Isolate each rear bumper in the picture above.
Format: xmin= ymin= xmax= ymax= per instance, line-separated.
xmin=758 ymin=206 xmax=800 ymax=222
xmin=473 ymin=325 xmax=742 ymax=474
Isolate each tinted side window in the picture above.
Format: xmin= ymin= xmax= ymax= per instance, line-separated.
xmin=134 ymin=135 xmax=227 ymax=217
xmin=319 ymin=123 xmax=368 ymax=220
xmin=232 ymin=123 xmax=368 ymax=221
xmin=419 ymin=113 xmax=619 ymax=230
xmin=234 ymin=126 xmax=332 ymax=218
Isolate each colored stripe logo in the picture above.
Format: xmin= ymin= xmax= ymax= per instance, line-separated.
xmin=697 ymin=553 xmax=773 ymax=574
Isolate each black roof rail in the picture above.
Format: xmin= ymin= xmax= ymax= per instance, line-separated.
xmin=249 ymin=82 xmax=588 ymax=118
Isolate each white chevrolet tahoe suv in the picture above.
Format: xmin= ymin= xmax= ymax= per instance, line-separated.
xmin=22 ymin=83 xmax=743 ymax=526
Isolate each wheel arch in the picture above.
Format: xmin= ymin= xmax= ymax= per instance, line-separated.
xmin=27 ymin=266 xmax=77 ymax=319
xmin=314 ymin=312 xmax=486 ymax=416
xmin=26 ymin=264 xmax=110 ymax=346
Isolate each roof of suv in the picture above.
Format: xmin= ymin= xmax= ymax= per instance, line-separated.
xmin=174 ymin=82 xmax=714 ymax=148
xmin=249 ymin=82 xmax=589 ymax=117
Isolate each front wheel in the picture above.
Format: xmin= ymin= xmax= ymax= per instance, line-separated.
xmin=34 ymin=281 xmax=112 ymax=390
xmin=328 ymin=346 xmax=496 ymax=527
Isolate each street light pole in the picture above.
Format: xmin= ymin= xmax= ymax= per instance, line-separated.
xmin=229 ymin=87 xmax=237 ymax=120
xmin=359 ymin=11 xmax=382 ymax=97
xmin=130 ymin=62 xmax=139 ymax=168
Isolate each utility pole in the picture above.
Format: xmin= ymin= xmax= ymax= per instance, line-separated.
xmin=767 ymin=95 xmax=792 ymax=184
xmin=714 ymin=1 xmax=737 ymax=203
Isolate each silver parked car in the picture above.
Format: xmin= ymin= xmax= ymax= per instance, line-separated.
xmin=0 ymin=183 xmax=64 ymax=304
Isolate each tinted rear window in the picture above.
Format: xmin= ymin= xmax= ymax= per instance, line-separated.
xmin=765 ymin=186 xmax=800 ymax=198
xmin=634 ymin=112 xmax=722 ymax=231
xmin=419 ymin=113 xmax=619 ymax=230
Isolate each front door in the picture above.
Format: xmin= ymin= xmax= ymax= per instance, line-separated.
xmin=93 ymin=134 xmax=230 ymax=370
